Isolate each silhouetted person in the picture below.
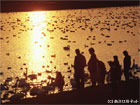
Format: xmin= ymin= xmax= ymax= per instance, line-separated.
xmin=108 ymin=61 xmax=116 ymax=84
xmin=98 ymin=60 xmax=106 ymax=85
xmin=88 ymin=48 xmax=99 ymax=86
xmin=74 ymin=49 xmax=86 ymax=89
xmin=55 ymin=72 xmax=64 ymax=92
xmin=108 ymin=56 xmax=122 ymax=98
xmin=123 ymin=51 xmax=131 ymax=81
xmin=132 ymin=59 xmax=136 ymax=70
xmin=108 ymin=61 xmax=118 ymax=98
xmin=108 ymin=56 xmax=121 ymax=84
xmin=113 ymin=56 xmax=122 ymax=83
xmin=131 ymin=59 xmax=138 ymax=76
xmin=132 ymin=59 xmax=138 ymax=72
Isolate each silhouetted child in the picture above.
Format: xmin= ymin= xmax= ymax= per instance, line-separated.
xmin=108 ymin=61 xmax=118 ymax=98
xmin=55 ymin=72 xmax=64 ymax=92
xmin=131 ymin=59 xmax=138 ymax=74
xmin=108 ymin=61 xmax=116 ymax=84
xmin=98 ymin=60 xmax=106 ymax=85
xmin=108 ymin=56 xmax=121 ymax=84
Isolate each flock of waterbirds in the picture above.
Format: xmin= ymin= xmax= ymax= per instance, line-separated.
xmin=0 ymin=6 xmax=140 ymax=103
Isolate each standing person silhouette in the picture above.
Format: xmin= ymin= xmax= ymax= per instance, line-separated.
xmin=113 ymin=56 xmax=122 ymax=83
xmin=74 ymin=49 xmax=86 ymax=89
xmin=123 ymin=50 xmax=131 ymax=81
xmin=108 ymin=56 xmax=122 ymax=98
xmin=88 ymin=48 xmax=99 ymax=86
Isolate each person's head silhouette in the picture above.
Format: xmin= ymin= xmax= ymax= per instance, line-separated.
xmin=113 ymin=55 xmax=118 ymax=61
xmin=89 ymin=48 xmax=95 ymax=55
xmin=123 ymin=50 xmax=128 ymax=56
xmin=75 ymin=49 xmax=80 ymax=55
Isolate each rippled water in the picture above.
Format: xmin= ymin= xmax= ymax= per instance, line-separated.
xmin=0 ymin=6 xmax=140 ymax=94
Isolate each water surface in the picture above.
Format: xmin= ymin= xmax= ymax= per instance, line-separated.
xmin=0 ymin=6 xmax=140 ymax=91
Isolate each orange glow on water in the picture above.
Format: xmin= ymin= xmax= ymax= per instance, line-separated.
xmin=29 ymin=11 xmax=48 ymax=73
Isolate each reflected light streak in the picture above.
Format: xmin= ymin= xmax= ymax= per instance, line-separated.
xmin=29 ymin=11 xmax=47 ymax=74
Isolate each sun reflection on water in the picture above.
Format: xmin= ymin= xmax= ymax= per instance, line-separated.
xmin=29 ymin=11 xmax=48 ymax=75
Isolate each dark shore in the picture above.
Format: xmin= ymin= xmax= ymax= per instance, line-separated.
xmin=1 ymin=1 xmax=140 ymax=13
xmin=3 ymin=79 xmax=139 ymax=104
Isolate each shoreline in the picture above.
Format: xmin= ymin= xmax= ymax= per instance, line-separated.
xmin=2 ymin=79 xmax=139 ymax=104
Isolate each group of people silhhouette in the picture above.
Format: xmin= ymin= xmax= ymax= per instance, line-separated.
xmin=74 ymin=48 xmax=106 ymax=88
xmin=56 ymin=47 xmax=132 ymax=91
xmin=73 ymin=47 xmax=132 ymax=89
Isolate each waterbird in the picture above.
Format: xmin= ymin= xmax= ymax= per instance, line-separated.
xmin=28 ymin=74 xmax=37 ymax=81
xmin=30 ymin=87 xmax=46 ymax=97
xmin=1 ymin=84 xmax=9 ymax=91
xmin=63 ymin=45 xmax=70 ymax=51
xmin=107 ymin=43 xmax=112 ymax=46
xmin=9 ymin=92 xmax=25 ymax=102
xmin=0 ymin=72 xmax=4 ymax=75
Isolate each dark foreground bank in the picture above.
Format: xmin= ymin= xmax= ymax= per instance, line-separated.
xmin=1 ymin=1 xmax=140 ymax=12
xmin=3 ymin=79 xmax=139 ymax=104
